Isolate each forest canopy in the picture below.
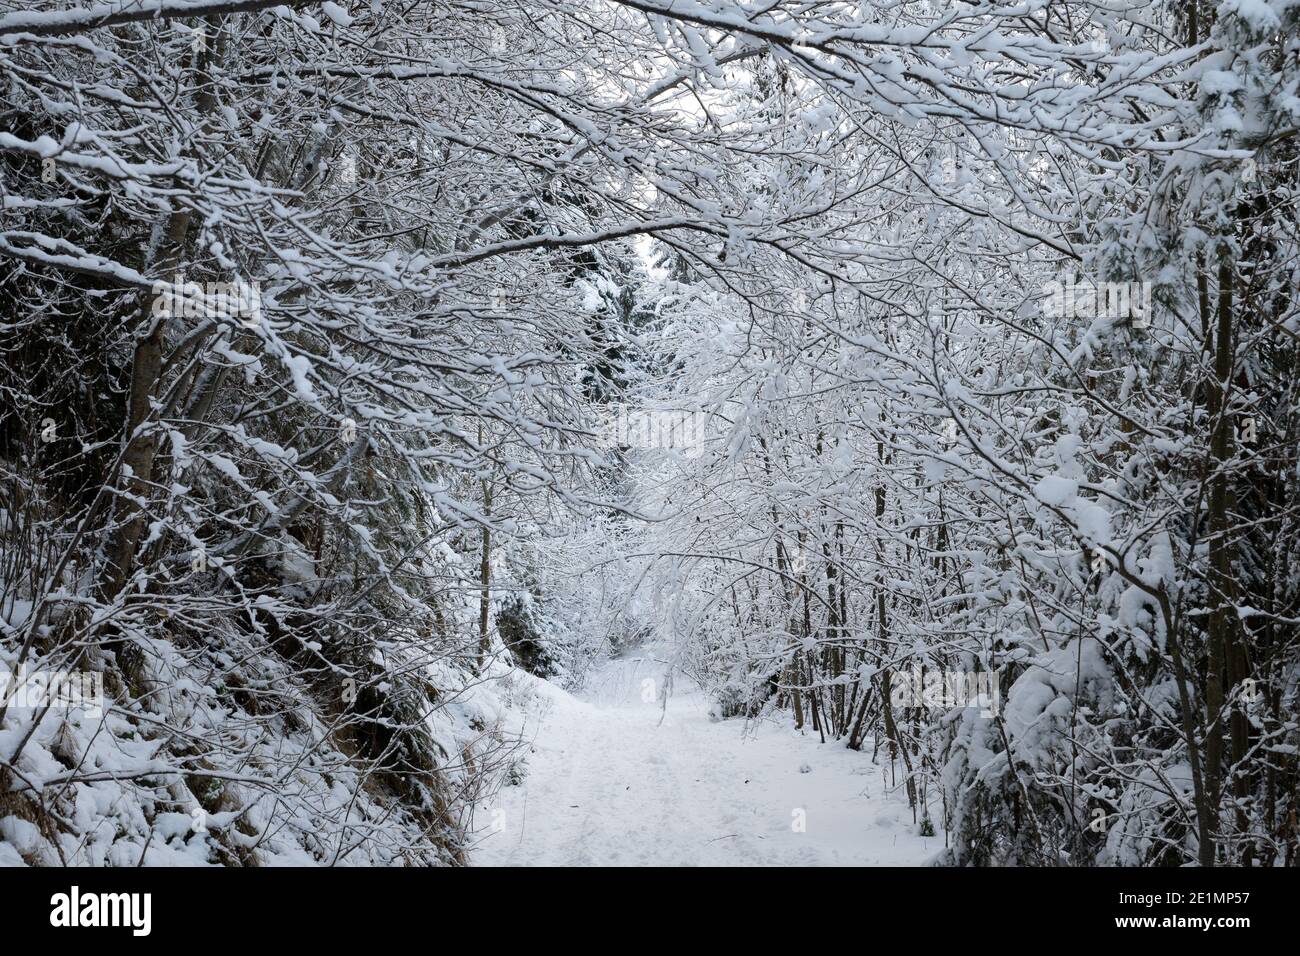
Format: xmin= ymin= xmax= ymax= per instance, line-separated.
xmin=0 ymin=0 xmax=1297 ymax=868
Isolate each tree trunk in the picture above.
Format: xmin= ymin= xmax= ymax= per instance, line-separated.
xmin=99 ymin=208 xmax=192 ymax=601
xmin=478 ymin=475 xmax=493 ymax=673
xmin=1203 ymin=245 xmax=1239 ymax=865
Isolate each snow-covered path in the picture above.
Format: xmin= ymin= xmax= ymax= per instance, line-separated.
xmin=471 ymin=652 xmax=941 ymax=866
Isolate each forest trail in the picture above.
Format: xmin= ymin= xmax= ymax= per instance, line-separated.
xmin=471 ymin=651 xmax=941 ymax=866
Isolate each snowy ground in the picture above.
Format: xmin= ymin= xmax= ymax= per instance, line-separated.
xmin=471 ymin=651 xmax=943 ymax=866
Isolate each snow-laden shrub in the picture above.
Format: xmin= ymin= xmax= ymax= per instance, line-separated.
xmin=497 ymin=594 xmax=556 ymax=678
